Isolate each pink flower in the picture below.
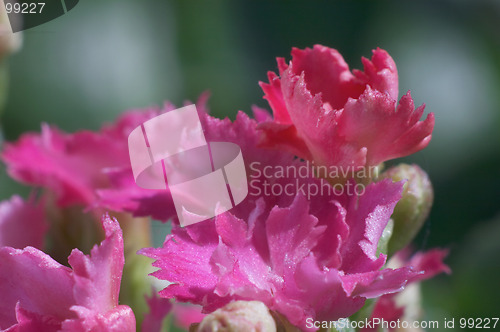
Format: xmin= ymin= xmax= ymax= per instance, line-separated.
xmin=258 ymin=45 xmax=434 ymax=170
xmin=98 ymin=101 xmax=296 ymax=222
xmin=140 ymin=179 xmax=422 ymax=331
xmin=362 ymin=249 xmax=450 ymax=332
xmin=135 ymin=110 xmax=429 ymax=330
xmin=0 ymin=215 xmax=135 ymax=331
xmin=1 ymin=105 xmax=177 ymax=221
xmin=0 ymin=195 xmax=47 ymax=249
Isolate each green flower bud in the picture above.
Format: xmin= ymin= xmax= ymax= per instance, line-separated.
xmin=193 ymin=301 xmax=277 ymax=332
xmin=0 ymin=2 xmax=22 ymax=59
xmin=380 ymin=164 xmax=433 ymax=256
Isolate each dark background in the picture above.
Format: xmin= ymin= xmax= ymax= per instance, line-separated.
xmin=1 ymin=0 xmax=499 ymax=328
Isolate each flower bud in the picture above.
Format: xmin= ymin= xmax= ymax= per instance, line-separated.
xmin=379 ymin=164 xmax=433 ymax=256
xmin=0 ymin=2 xmax=22 ymax=59
xmin=193 ymin=301 xmax=277 ymax=332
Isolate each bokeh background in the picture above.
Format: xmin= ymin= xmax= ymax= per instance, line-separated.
xmin=1 ymin=0 xmax=499 ymax=330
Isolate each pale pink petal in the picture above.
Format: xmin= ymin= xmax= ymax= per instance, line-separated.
xmin=171 ymin=303 xmax=205 ymax=330
xmin=289 ymin=45 xmax=365 ymax=110
xmin=0 ymin=195 xmax=48 ymax=249
xmin=251 ymin=105 xmax=272 ymax=123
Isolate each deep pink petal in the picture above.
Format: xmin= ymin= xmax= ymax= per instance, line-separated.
xmin=361 ymin=295 xmax=404 ymax=332
xmin=259 ymin=71 xmax=291 ymax=123
xmin=267 ymin=195 xmax=325 ymax=276
xmin=1 ymin=125 xmax=128 ymax=207
xmin=338 ymin=88 xmax=434 ymax=166
xmin=280 ymin=255 xmax=365 ymax=329
xmin=340 ymin=179 xmax=404 ymax=273
xmin=139 ymin=223 xmax=219 ymax=303
xmin=353 ymin=48 xmax=399 ymax=101
xmin=258 ymin=46 xmax=434 ymax=170
xmin=6 ymin=303 xmax=61 ymax=332
xmin=289 ymin=45 xmax=364 ymax=110
xmin=141 ymin=291 xmax=172 ymax=332
xmin=406 ymin=248 xmax=451 ymax=283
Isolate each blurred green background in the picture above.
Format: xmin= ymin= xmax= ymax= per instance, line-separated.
xmin=1 ymin=0 xmax=499 ymax=330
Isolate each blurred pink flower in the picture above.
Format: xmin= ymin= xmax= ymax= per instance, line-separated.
xmin=0 ymin=215 xmax=135 ymax=331
xmin=1 ymin=105 xmax=177 ymax=221
xmin=0 ymin=195 xmax=47 ymax=249
xmin=362 ymin=249 xmax=450 ymax=332
xmin=141 ymin=291 xmax=172 ymax=332
xmin=171 ymin=304 xmax=205 ymax=330
xmin=140 ymin=292 xmax=205 ymax=332
xmin=258 ymin=45 xmax=434 ymax=170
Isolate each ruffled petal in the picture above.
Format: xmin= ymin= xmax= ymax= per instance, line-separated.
xmin=68 ymin=215 xmax=124 ymax=311
xmin=258 ymin=45 xmax=434 ymax=171
xmin=339 ymin=179 xmax=404 ymax=273
xmin=0 ymin=247 xmax=75 ymax=329
xmin=0 ymin=215 xmax=134 ymax=331
xmin=338 ymin=88 xmax=434 ymax=166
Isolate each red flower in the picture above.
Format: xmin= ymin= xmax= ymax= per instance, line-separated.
xmin=259 ymin=45 xmax=434 ymax=172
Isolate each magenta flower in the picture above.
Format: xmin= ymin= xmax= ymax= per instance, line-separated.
xmin=1 ymin=106 xmax=177 ymax=220
xmin=140 ymin=180 xmax=422 ymax=331
xmin=0 ymin=215 xmax=135 ymax=331
xmin=0 ymin=195 xmax=47 ymax=249
xmin=1 ymin=123 xmax=131 ymax=207
xmin=136 ymin=111 xmax=430 ymax=330
xmin=258 ymin=45 xmax=435 ymax=170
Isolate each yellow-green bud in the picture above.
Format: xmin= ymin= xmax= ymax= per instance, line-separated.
xmin=380 ymin=164 xmax=433 ymax=256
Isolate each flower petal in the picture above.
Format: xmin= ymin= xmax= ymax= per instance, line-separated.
xmin=0 ymin=195 xmax=48 ymax=249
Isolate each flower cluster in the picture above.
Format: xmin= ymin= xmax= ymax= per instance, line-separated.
xmin=0 ymin=45 xmax=448 ymax=331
